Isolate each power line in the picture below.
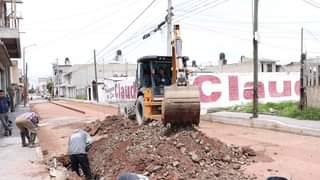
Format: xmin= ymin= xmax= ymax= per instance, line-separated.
xmin=143 ymin=20 xmax=166 ymax=40
xmin=175 ymin=0 xmax=231 ymax=22
xmin=174 ymin=0 xmax=208 ymax=10
xmin=183 ymin=21 xmax=305 ymax=40
xmin=183 ymin=22 xmax=252 ymax=42
xmin=305 ymin=28 xmax=320 ymax=44
xmin=175 ymin=0 xmax=221 ymax=21
xmin=34 ymin=0 xmax=137 ymax=49
xmin=126 ymin=40 xmax=147 ymax=56
xmin=22 ymin=0 xmax=132 ymax=27
xmin=96 ymin=10 xmax=167 ymax=62
xmin=96 ymin=0 xmax=157 ymax=57
xmin=183 ymin=22 xmax=303 ymax=54
xmin=301 ymin=0 xmax=320 ymax=8
xmin=96 ymin=21 xmax=161 ymax=62
xmin=175 ymin=13 xmax=320 ymax=25
xmin=96 ymin=5 xmax=166 ymax=60
xmin=175 ymin=0 xmax=211 ymax=12
xmin=310 ymin=0 xmax=320 ymax=6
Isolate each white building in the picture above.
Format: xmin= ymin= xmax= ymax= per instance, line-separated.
xmin=52 ymin=62 xmax=72 ymax=97
xmin=37 ymin=77 xmax=50 ymax=96
xmin=61 ymin=63 xmax=136 ymax=99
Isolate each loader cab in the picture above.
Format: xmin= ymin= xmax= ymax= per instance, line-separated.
xmin=136 ymin=56 xmax=189 ymax=96
xmin=134 ymin=55 xmax=193 ymax=125
xmin=137 ymin=56 xmax=171 ymax=96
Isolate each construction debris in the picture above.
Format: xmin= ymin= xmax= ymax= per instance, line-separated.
xmin=83 ymin=116 xmax=257 ymax=180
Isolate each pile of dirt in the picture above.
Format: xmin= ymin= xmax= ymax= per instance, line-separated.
xmin=86 ymin=116 xmax=257 ymax=180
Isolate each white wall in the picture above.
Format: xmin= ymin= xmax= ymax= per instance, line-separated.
xmin=98 ymin=77 xmax=136 ymax=103
xmin=97 ymin=72 xmax=300 ymax=113
xmin=189 ymin=72 xmax=300 ymax=112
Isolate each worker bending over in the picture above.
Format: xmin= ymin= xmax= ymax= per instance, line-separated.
xmin=15 ymin=112 xmax=39 ymax=147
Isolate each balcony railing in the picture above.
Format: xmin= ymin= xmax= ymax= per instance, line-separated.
xmin=0 ymin=0 xmax=22 ymax=29
xmin=0 ymin=12 xmax=22 ymax=29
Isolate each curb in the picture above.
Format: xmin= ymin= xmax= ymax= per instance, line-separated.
xmin=35 ymin=140 xmax=44 ymax=161
xmin=202 ymin=114 xmax=320 ymax=137
xmin=50 ymin=102 xmax=86 ymax=114
xmin=57 ymin=98 xmax=119 ymax=108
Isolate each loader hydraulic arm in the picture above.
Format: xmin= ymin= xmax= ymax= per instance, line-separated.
xmin=171 ymin=24 xmax=188 ymax=86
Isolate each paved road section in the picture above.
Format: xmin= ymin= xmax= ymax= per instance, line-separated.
xmin=205 ymin=111 xmax=320 ymax=137
xmin=53 ymin=99 xmax=118 ymax=120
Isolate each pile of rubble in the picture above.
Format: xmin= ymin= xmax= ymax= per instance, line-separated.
xmin=85 ymin=116 xmax=257 ymax=180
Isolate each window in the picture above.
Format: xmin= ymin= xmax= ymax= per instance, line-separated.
xmin=138 ymin=62 xmax=151 ymax=88
xmin=314 ymin=71 xmax=317 ymax=87
xmin=267 ymin=64 xmax=273 ymax=72
xmin=308 ymin=67 xmax=312 ymax=87
xmin=318 ymin=65 xmax=320 ymax=86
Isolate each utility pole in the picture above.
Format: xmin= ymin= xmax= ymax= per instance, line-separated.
xmin=300 ymin=28 xmax=305 ymax=110
xmin=22 ymin=44 xmax=36 ymax=106
xmin=102 ymin=58 xmax=105 ymax=78
xmin=252 ymin=0 xmax=259 ymax=118
xmin=23 ymin=47 xmax=26 ymax=107
xmin=26 ymin=62 xmax=28 ymax=105
xmin=167 ymin=0 xmax=173 ymax=56
xmin=93 ymin=49 xmax=99 ymax=102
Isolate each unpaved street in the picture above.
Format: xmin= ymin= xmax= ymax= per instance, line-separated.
xmin=200 ymin=121 xmax=320 ymax=180
xmin=34 ymin=100 xmax=320 ymax=180
xmin=33 ymin=101 xmax=117 ymax=159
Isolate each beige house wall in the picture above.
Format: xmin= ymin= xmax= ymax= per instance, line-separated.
xmin=10 ymin=60 xmax=20 ymax=84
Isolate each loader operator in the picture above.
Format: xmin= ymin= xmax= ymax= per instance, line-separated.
xmin=15 ymin=112 xmax=39 ymax=147
xmin=156 ymin=68 xmax=170 ymax=86
xmin=154 ymin=68 xmax=170 ymax=95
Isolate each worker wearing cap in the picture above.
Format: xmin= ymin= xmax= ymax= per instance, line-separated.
xmin=15 ymin=112 xmax=39 ymax=147
xmin=68 ymin=129 xmax=93 ymax=180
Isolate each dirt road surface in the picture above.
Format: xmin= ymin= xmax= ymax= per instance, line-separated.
xmin=34 ymin=100 xmax=320 ymax=180
xmin=32 ymin=101 xmax=117 ymax=160
xmin=199 ymin=121 xmax=320 ymax=180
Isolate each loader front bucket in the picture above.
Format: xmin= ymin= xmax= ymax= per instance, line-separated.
xmin=162 ymin=85 xmax=200 ymax=127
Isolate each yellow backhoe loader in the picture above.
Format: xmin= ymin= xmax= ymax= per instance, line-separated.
xmin=134 ymin=24 xmax=200 ymax=127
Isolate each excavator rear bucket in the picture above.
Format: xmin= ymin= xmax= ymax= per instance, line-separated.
xmin=162 ymin=85 xmax=200 ymax=127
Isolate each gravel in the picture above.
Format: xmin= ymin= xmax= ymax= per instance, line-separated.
xmin=66 ymin=115 xmax=258 ymax=180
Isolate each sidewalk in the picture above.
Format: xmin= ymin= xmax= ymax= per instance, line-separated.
xmin=0 ymin=104 xmax=49 ymax=180
xmin=203 ymin=111 xmax=320 ymax=137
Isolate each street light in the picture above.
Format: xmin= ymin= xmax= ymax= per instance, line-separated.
xmin=23 ymin=44 xmax=36 ymax=107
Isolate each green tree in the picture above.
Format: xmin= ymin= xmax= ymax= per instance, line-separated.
xmin=46 ymin=81 xmax=54 ymax=98
xmin=29 ymin=85 xmax=36 ymax=94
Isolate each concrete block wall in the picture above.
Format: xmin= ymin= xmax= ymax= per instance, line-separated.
xmin=306 ymin=87 xmax=320 ymax=108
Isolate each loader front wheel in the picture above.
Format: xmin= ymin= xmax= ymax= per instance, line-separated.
xmin=135 ymin=96 xmax=144 ymax=125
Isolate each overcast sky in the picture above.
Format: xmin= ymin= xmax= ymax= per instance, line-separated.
xmin=19 ymin=0 xmax=320 ymax=85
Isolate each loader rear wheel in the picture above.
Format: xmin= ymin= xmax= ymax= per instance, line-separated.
xmin=135 ymin=96 xmax=144 ymax=125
